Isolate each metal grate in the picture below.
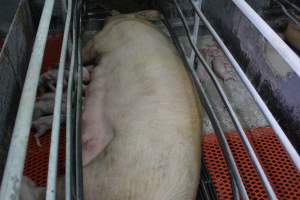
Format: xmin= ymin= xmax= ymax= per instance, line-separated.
xmin=23 ymin=130 xmax=66 ymax=187
xmin=203 ymin=127 xmax=300 ymax=199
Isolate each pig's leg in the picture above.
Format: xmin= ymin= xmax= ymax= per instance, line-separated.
xmin=34 ymin=125 xmax=50 ymax=147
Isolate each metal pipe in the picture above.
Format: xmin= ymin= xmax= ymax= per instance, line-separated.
xmin=45 ymin=0 xmax=73 ymax=198
xmin=0 ymin=0 xmax=55 ymax=199
xmin=275 ymin=0 xmax=300 ymax=27
xmin=174 ymin=1 xmax=278 ymax=199
xmin=65 ymin=8 xmax=76 ymax=200
xmin=231 ymin=0 xmax=300 ymax=77
xmin=160 ymin=6 xmax=250 ymax=200
xmin=188 ymin=0 xmax=201 ymax=65
xmin=75 ymin=1 xmax=84 ymax=198
xmin=280 ymin=0 xmax=300 ymax=13
xmin=189 ymin=0 xmax=300 ymax=172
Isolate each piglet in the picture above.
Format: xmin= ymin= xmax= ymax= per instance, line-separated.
xmin=32 ymin=114 xmax=66 ymax=147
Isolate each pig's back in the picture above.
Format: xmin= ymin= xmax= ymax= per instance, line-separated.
xmin=84 ymin=19 xmax=202 ymax=200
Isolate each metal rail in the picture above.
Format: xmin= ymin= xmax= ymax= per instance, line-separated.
xmin=274 ymin=0 xmax=300 ymax=27
xmin=280 ymin=0 xmax=300 ymax=13
xmin=0 ymin=0 xmax=55 ymax=199
xmin=173 ymin=0 xmax=278 ymax=199
xmin=189 ymin=0 xmax=300 ymax=172
xmin=159 ymin=3 xmax=250 ymax=200
xmin=231 ymin=0 xmax=300 ymax=77
xmin=45 ymin=0 xmax=73 ymax=198
xmin=75 ymin=0 xmax=84 ymax=198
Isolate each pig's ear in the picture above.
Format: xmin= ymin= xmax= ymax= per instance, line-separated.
xmin=82 ymin=39 xmax=97 ymax=64
xmin=81 ymin=125 xmax=114 ymax=166
xmin=135 ymin=10 xmax=162 ymax=21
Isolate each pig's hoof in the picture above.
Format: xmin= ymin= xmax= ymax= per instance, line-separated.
xmin=34 ymin=135 xmax=42 ymax=147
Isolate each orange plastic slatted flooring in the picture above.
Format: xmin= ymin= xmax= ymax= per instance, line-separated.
xmin=24 ymin=129 xmax=66 ymax=187
xmin=203 ymin=127 xmax=300 ymax=199
xmin=23 ymin=127 xmax=300 ymax=199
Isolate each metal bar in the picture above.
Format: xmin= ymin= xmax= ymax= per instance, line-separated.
xmin=160 ymin=6 xmax=249 ymax=200
xmin=275 ymin=0 xmax=300 ymax=27
xmin=65 ymin=44 xmax=75 ymax=200
xmin=188 ymin=0 xmax=201 ymax=65
xmin=75 ymin=0 xmax=84 ymax=198
xmin=0 ymin=0 xmax=55 ymax=199
xmin=189 ymin=0 xmax=300 ymax=171
xmin=65 ymin=8 xmax=76 ymax=200
xmin=231 ymin=0 xmax=300 ymax=77
xmin=280 ymin=0 xmax=300 ymax=13
xmin=174 ymin=0 xmax=278 ymax=199
xmin=45 ymin=0 xmax=73 ymax=198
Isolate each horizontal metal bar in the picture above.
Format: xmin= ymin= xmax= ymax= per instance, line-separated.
xmin=0 ymin=0 xmax=55 ymax=199
xmin=175 ymin=0 xmax=278 ymax=199
xmin=45 ymin=0 xmax=73 ymax=199
xmin=231 ymin=0 xmax=300 ymax=77
xmin=160 ymin=3 xmax=249 ymax=200
xmin=189 ymin=0 xmax=300 ymax=172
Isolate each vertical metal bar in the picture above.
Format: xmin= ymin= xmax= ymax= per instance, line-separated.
xmin=75 ymin=0 xmax=84 ymax=198
xmin=160 ymin=7 xmax=250 ymax=200
xmin=189 ymin=0 xmax=300 ymax=172
xmin=0 ymin=0 xmax=55 ymax=199
xmin=231 ymin=0 xmax=300 ymax=77
xmin=174 ymin=0 xmax=278 ymax=199
xmin=45 ymin=0 xmax=73 ymax=198
xmin=66 ymin=10 xmax=76 ymax=200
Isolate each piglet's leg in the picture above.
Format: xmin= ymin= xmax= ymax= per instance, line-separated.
xmin=34 ymin=125 xmax=50 ymax=147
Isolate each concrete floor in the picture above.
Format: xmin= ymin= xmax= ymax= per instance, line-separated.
xmin=180 ymin=33 xmax=269 ymax=134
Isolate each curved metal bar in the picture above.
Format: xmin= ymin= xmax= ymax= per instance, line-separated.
xmin=0 ymin=0 xmax=55 ymax=199
xmin=174 ymin=0 xmax=278 ymax=199
xmin=231 ymin=0 xmax=300 ymax=77
xmin=189 ymin=0 xmax=300 ymax=172
xmin=160 ymin=5 xmax=250 ymax=200
xmin=45 ymin=0 xmax=73 ymax=198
